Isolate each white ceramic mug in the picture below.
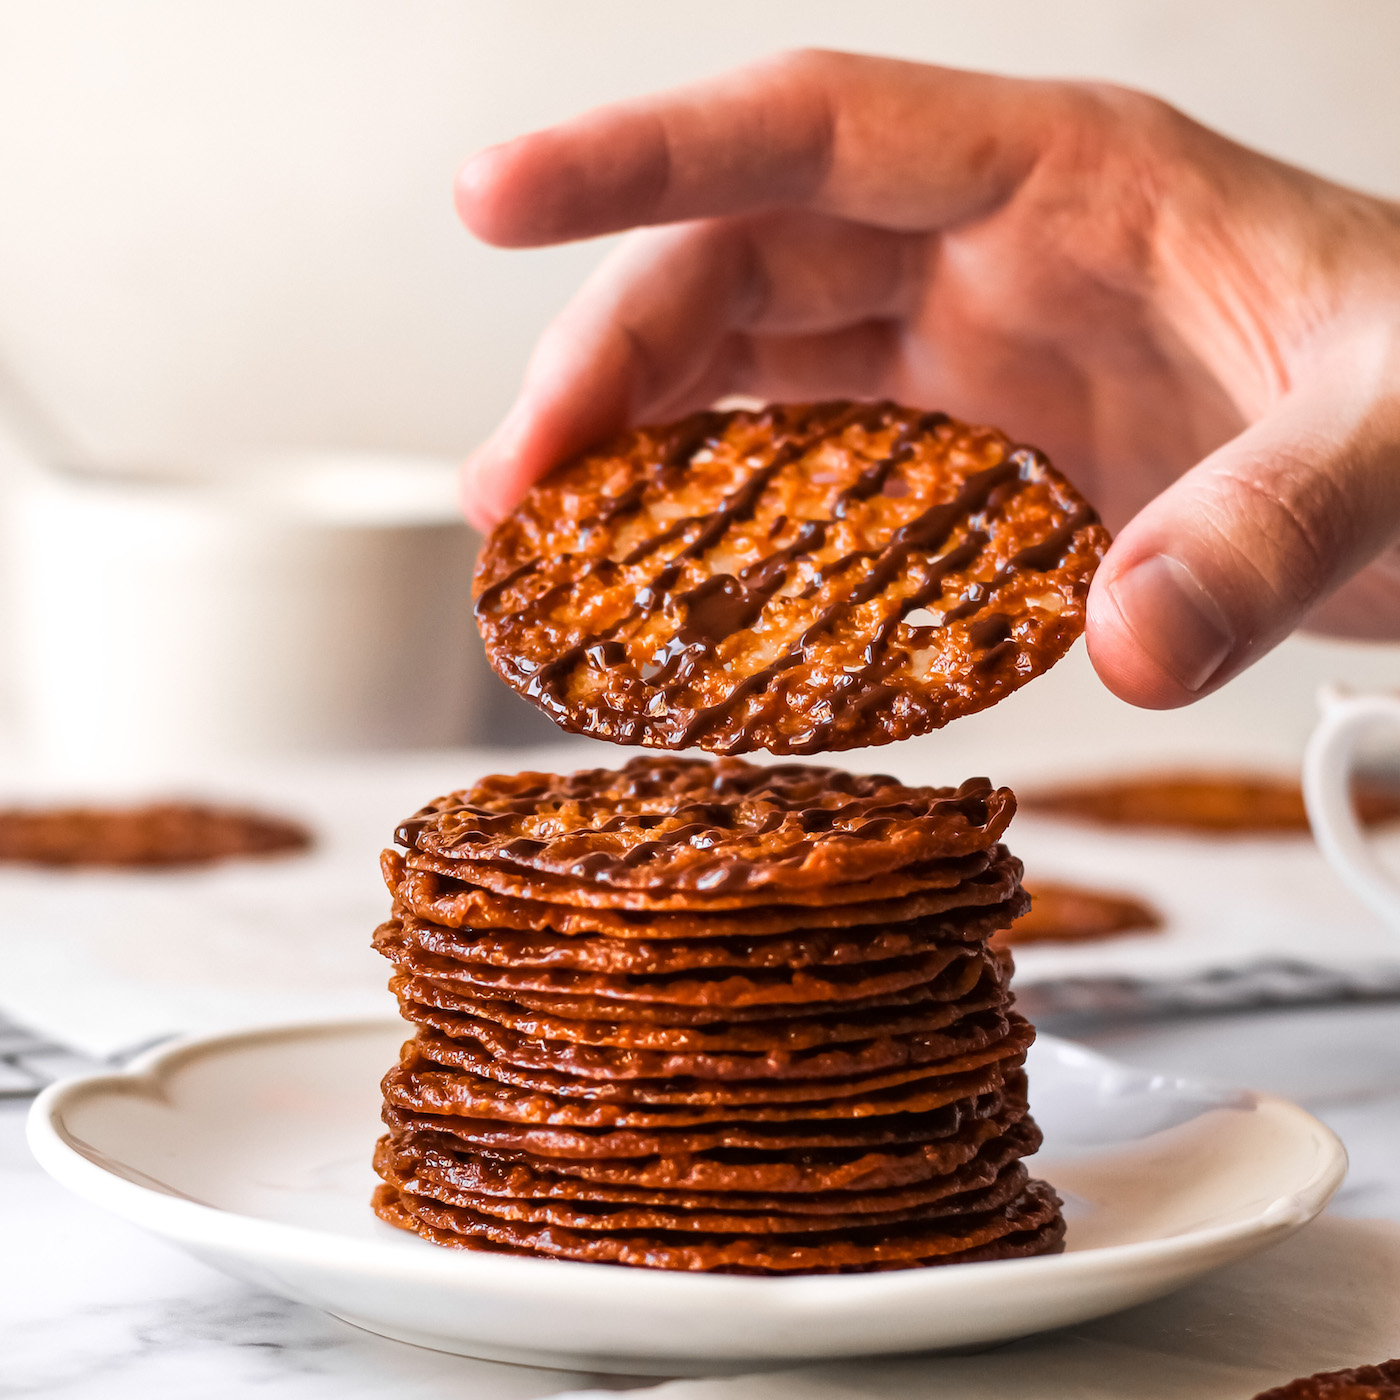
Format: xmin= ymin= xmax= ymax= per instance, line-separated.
xmin=2 ymin=449 xmax=494 ymax=778
xmin=1303 ymin=685 xmax=1400 ymax=933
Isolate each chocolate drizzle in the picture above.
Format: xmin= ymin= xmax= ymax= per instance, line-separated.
xmin=1011 ymin=508 xmax=1095 ymax=571
xmin=396 ymin=756 xmax=1015 ymax=897
xmin=473 ymin=402 xmax=1109 ymax=754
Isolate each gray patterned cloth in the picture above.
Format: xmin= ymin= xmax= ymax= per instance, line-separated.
xmin=5 ymin=959 xmax=1400 ymax=1096
xmin=0 ymin=1010 xmax=103 ymax=1096
xmin=1018 ymin=957 xmax=1400 ymax=1020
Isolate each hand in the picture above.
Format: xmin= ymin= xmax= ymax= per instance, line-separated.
xmin=455 ymin=49 xmax=1400 ymax=710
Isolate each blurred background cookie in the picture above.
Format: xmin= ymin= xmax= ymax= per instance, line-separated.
xmin=1022 ymin=770 xmax=1400 ymax=835
xmin=994 ymin=881 xmax=1163 ymax=947
xmin=0 ymin=800 xmax=310 ymax=867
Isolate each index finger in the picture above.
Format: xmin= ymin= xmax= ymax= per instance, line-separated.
xmin=456 ymin=49 xmax=1053 ymax=248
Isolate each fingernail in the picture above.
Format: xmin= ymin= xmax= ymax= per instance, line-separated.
xmin=1110 ymin=553 xmax=1234 ymax=693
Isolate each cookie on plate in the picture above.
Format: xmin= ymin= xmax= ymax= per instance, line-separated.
xmin=1251 ymin=1358 xmax=1400 ymax=1399
xmin=371 ymin=753 xmax=1065 ymax=1273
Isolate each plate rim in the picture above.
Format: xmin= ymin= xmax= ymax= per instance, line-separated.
xmin=26 ymin=1016 xmax=1348 ymax=1306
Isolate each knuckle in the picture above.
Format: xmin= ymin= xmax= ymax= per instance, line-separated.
xmin=1211 ymin=454 xmax=1342 ymax=608
xmin=1065 ymin=82 xmax=1185 ymax=141
xmin=1045 ymin=82 xmax=1189 ymax=193
xmin=767 ymin=47 xmax=846 ymax=78
xmin=1023 ymin=82 xmax=1192 ymax=275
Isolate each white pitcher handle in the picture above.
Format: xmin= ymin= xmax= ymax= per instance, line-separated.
xmin=1303 ymin=685 xmax=1400 ymax=934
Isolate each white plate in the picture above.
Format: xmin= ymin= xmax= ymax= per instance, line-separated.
xmin=27 ymin=1019 xmax=1346 ymax=1376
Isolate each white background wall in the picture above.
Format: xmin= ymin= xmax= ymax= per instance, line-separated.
xmin=1 ymin=0 xmax=1399 ymax=464
xmin=0 ymin=0 xmax=1396 ymax=760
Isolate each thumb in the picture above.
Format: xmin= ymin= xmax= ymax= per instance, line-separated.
xmin=1086 ymin=352 xmax=1400 ymax=708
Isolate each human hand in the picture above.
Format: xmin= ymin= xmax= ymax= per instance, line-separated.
xmin=455 ymin=50 xmax=1400 ymax=709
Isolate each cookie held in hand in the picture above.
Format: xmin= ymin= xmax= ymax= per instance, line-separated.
xmin=474 ymin=401 xmax=1109 ymax=755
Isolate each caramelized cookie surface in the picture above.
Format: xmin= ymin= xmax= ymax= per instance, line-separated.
xmin=394 ymin=755 xmax=1014 ymax=896
xmin=474 ymin=401 xmax=1108 ymax=754
xmin=375 ymin=1117 xmax=1038 ymax=1213
xmin=373 ymin=1176 xmax=1064 ymax=1272
xmin=380 ymin=1088 xmax=1025 ymax=1193
xmin=386 ymin=844 xmax=1022 ymax=937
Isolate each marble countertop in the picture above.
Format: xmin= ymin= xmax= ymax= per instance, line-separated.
xmin=8 ymin=998 xmax=1400 ymax=1400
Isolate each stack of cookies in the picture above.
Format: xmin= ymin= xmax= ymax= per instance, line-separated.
xmin=371 ymin=756 xmax=1065 ymax=1273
